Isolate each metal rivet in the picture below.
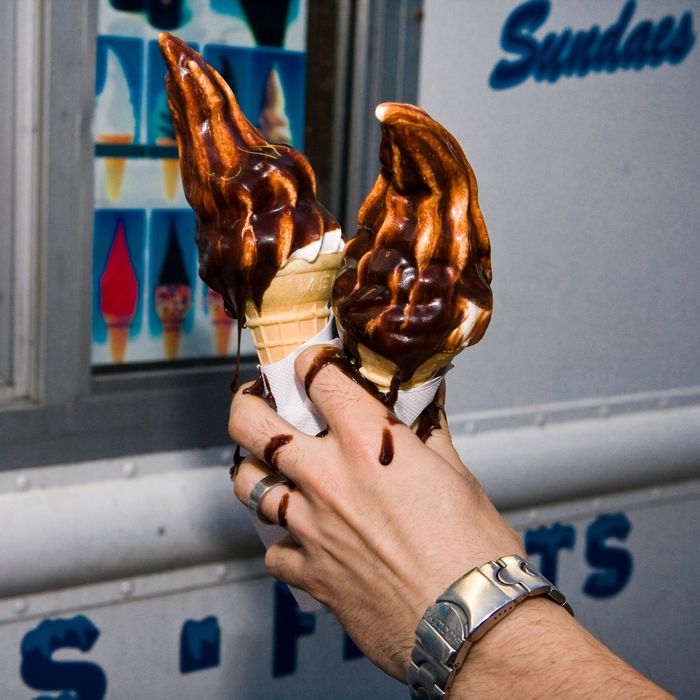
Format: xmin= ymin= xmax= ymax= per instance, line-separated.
xmin=528 ymin=509 xmax=539 ymax=523
xmin=215 ymin=565 xmax=227 ymax=581
xmin=123 ymin=461 xmax=137 ymax=477
xmin=15 ymin=474 xmax=30 ymax=491
xmin=465 ymin=421 xmax=477 ymax=435
xmin=220 ymin=449 xmax=233 ymax=463
xmin=13 ymin=598 xmax=28 ymax=614
xmin=534 ymin=413 xmax=546 ymax=427
xmin=120 ymin=581 xmax=134 ymax=597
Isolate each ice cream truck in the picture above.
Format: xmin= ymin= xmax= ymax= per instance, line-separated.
xmin=0 ymin=1 xmax=697 ymax=698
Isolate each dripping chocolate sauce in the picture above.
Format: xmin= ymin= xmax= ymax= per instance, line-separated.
xmin=242 ymin=370 xmax=277 ymax=410
xmin=278 ymin=492 xmax=290 ymax=528
xmin=229 ymin=444 xmax=245 ymax=479
xmin=303 ymin=345 xmax=401 ymax=409
xmin=414 ymin=396 xmax=444 ymax=443
xmin=264 ymin=434 xmax=293 ymax=470
xmin=378 ymin=428 xmax=394 ymax=465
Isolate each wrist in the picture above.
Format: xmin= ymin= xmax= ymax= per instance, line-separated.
xmin=406 ymin=555 xmax=573 ymax=699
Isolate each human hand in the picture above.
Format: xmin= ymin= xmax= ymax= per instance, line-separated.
xmin=229 ymin=345 xmax=525 ymax=681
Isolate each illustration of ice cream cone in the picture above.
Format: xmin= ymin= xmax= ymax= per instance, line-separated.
xmin=95 ymin=47 xmax=137 ymax=202
xmin=159 ymin=33 xmax=343 ymax=375
xmin=205 ymin=289 xmax=234 ymax=356
xmin=99 ymin=220 xmax=139 ymax=363
xmin=258 ymin=66 xmax=292 ymax=144
xmin=154 ymin=223 xmax=192 ymax=360
xmin=333 ymin=102 xmax=493 ymax=392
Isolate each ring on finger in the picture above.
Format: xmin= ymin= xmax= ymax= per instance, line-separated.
xmin=247 ymin=474 xmax=290 ymax=525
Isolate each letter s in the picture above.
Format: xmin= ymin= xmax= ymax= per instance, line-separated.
xmin=489 ymin=0 xmax=550 ymax=90
xmin=584 ymin=513 xmax=633 ymax=599
xmin=20 ymin=615 xmax=107 ymax=700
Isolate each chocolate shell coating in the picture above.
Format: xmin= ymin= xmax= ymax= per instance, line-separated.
xmin=158 ymin=33 xmax=338 ymax=322
xmin=332 ymin=103 xmax=492 ymax=383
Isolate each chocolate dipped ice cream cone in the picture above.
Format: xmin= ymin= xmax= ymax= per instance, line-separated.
xmin=158 ymin=33 xmax=343 ymax=371
xmin=333 ymin=102 xmax=492 ymax=391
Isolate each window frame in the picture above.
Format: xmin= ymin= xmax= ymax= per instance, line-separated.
xmin=0 ymin=0 xmax=424 ymax=471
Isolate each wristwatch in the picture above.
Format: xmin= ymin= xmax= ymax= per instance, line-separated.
xmin=407 ymin=554 xmax=574 ymax=699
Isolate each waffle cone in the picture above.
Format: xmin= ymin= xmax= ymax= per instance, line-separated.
xmin=162 ymin=324 xmax=183 ymax=359
xmin=99 ymin=134 xmax=133 ymax=201
xmin=245 ymin=252 xmax=342 ymax=365
xmin=355 ymin=341 xmax=459 ymax=390
xmin=157 ymin=137 xmax=180 ymax=200
xmin=104 ymin=314 xmax=133 ymax=363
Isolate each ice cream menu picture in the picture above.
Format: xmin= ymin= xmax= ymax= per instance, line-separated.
xmin=92 ymin=0 xmax=307 ymax=368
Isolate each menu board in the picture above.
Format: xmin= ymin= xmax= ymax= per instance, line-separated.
xmin=91 ymin=0 xmax=307 ymax=368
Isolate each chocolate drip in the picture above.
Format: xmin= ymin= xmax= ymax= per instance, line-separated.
xmin=303 ymin=345 xmax=399 ymax=409
xmin=158 ymin=33 xmax=339 ymax=376
xmin=264 ymin=434 xmax=293 ymax=469
xmin=414 ymin=396 xmax=444 ymax=443
xmin=277 ymin=492 xmax=290 ymax=528
xmin=242 ymin=370 xmax=277 ymax=410
xmin=229 ymin=444 xmax=247 ymax=480
xmin=378 ymin=428 xmax=394 ymax=465
xmin=385 ymin=412 xmax=401 ymax=426
xmin=332 ymin=103 xmax=492 ymax=384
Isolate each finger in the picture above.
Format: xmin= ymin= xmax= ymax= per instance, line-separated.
xmin=294 ymin=345 xmax=400 ymax=441
xmin=229 ymin=383 xmax=317 ymax=484
xmin=415 ymin=381 xmax=466 ymax=474
xmin=233 ymin=455 xmax=312 ymax=533
xmin=264 ymin=535 xmax=309 ymax=592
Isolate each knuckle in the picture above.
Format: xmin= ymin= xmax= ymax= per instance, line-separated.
xmin=264 ymin=547 xmax=282 ymax=578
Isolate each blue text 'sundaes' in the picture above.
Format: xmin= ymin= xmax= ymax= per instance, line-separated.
xmin=490 ymin=0 xmax=695 ymax=90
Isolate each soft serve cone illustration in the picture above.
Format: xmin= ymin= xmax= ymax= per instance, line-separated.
xmin=155 ymin=223 xmax=192 ymax=359
xmin=333 ymin=103 xmax=493 ymax=391
xmin=258 ymin=66 xmax=292 ymax=144
xmin=158 ymin=33 xmax=343 ymax=367
xmin=95 ymin=48 xmax=136 ymax=201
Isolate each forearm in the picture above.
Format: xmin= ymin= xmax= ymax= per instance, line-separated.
xmin=448 ymin=598 xmax=671 ymax=699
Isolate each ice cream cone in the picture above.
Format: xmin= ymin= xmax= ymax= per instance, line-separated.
xmin=156 ymin=136 xmax=180 ymax=200
xmin=353 ymin=341 xmax=458 ymax=390
xmin=104 ymin=313 xmax=134 ymax=363
xmin=99 ymin=134 xmax=133 ymax=201
xmin=245 ymin=252 xmax=342 ymax=365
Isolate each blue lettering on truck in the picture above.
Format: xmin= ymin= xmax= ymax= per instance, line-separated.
xmin=179 ymin=616 xmax=220 ymax=673
xmin=20 ymin=615 xmax=106 ymax=700
xmin=490 ymin=0 xmax=695 ymax=90
xmin=272 ymin=582 xmax=316 ymax=677
xmin=584 ymin=512 xmax=633 ymax=598
xmin=525 ymin=522 xmax=575 ymax=585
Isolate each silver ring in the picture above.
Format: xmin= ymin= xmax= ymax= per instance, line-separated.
xmin=247 ymin=474 xmax=289 ymax=525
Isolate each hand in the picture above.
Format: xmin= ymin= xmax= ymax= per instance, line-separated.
xmin=229 ymin=344 xmax=524 ymax=681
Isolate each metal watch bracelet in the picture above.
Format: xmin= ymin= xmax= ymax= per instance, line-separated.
xmin=407 ymin=554 xmax=574 ymax=700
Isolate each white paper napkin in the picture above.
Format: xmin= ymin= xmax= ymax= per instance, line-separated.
xmin=247 ymin=319 xmax=445 ymax=611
